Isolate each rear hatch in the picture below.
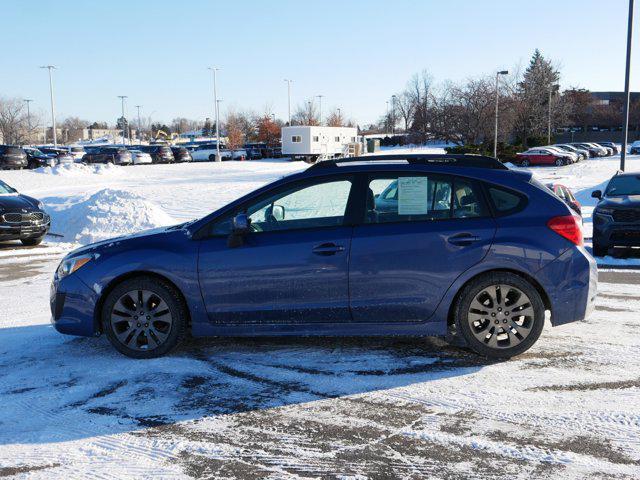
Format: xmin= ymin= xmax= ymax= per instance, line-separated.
xmin=1 ymin=147 xmax=27 ymax=165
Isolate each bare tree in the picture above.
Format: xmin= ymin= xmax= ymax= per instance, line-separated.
xmin=170 ymin=117 xmax=201 ymax=135
xmin=292 ymin=99 xmax=320 ymax=126
xmin=224 ymin=111 xmax=246 ymax=149
xmin=325 ymin=108 xmax=345 ymax=127
xmin=0 ymin=97 xmax=30 ymax=145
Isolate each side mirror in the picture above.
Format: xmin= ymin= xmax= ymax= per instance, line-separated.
xmin=232 ymin=213 xmax=251 ymax=234
xmin=591 ymin=190 xmax=602 ymax=199
xmin=271 ymin=204 xmax=285 ymax=221
xmin=227 ymin=213 xmax=250 ymax=248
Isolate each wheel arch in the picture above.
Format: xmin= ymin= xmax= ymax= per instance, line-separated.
xmin=94 ymin=270 xmax=192 ymax=334
xmin=446 ymin=268 xmax=552 ymax=326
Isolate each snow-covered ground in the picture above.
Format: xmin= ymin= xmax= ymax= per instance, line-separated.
xmin=1 ymin=153 xmax=640 ymax=478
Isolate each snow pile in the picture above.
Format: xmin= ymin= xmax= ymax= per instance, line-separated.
xmin=35 ymin=162 xmax=124 ymax=177
xmin=52 ymin=188 xmax=176 ymax=244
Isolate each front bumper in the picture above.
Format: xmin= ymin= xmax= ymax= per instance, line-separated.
xmin=50 ymin=273 xmax=100 ymax=337
xmin=593 ymin=214 xmax=640 ymax=247
xmin=0 ymin=217 xmax=50 ymax=240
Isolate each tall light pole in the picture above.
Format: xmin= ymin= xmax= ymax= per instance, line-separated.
xmin=391 ymin=94 xmax=397 ymax=134
xmin=208 ymin=67 xmax=221 ymax=161
xmin=40 ymin=65 xmax=57 ymax=146
xmin=621 ymin=0 xmax=635 ymax=171
xmin=316 ymin=95 xmax=324 ymax=125
xmin=493 ymin=70 xmax=509 ymax=158
xmin=284 ymin=79 xmax=293 ymax=125
xmin=117 ymin=95 xmax=128 ymax=145
xmin=135 ymin=105 xmax=142 ymax=143
xmin=23 ymin=99 xmax=33 ymax=145
xmin=385 ymin=100 xmax=390 ymax=134
xmin=547 ymin=84 xmax=559 ymax=145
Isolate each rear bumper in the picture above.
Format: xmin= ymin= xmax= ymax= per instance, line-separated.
xmin=50 ymin=274 xmax=100 ymax=337
xmin=537 ymin=246 xmax=597 ymax=326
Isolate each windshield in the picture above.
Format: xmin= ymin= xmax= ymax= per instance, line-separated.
xmin=605 ymin=175 xmax=640 ymax=196
xmin=0 ymin=180 xmax=17 ymax=194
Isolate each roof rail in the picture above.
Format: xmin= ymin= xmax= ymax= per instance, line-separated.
xmin=307 ymin=154 xmax=508 ymax=170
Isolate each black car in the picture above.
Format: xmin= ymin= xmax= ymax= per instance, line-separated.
xmin=592 ymin=172 xmax=640 ymax=256
xmin=170 ymin=146 xmax=192 ymax=163
xmin=139 ymin=145 xmax=174 ymax=163
xmin=23 ymin=147 xmax=55 ymax=169
xmin=82 ymin=147 xmax=132 ymax=165
xmin=0 ymin=145 xmax=28 ymax=170
xmin=598 ymin=142 xmax=619 ymax=154
xmin=0 ymin=179 xmax=50 ymax=246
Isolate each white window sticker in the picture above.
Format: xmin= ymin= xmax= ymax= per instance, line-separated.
xmin=398 ymin=177 xmax=429 ymax=215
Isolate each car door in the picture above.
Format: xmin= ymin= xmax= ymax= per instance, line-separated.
xmin=197 ymin=175 xmax=356 ymax=324
xmin=349 ymin=172 xmax=497 ymax=323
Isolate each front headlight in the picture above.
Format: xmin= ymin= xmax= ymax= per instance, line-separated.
xmin=595 ymin=208 xmax=614 ymax=216
xmin=37 ymin=201 xmax=44 ymax=210
xmin=56 ymin=254 xmax=98 ymax=279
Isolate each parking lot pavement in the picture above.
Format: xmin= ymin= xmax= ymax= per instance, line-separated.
xmin=0 ymin=254 xmax=639 ymax=479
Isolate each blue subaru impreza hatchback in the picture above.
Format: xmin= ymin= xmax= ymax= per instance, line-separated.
xmin=51 ymin=154 xmax=597 ymax=359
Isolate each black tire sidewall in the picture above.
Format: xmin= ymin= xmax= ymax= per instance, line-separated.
xmin=454 ymin=273 xmax=545 ymax=359
xmin=101 ymin=276 xmax=186 ymax=359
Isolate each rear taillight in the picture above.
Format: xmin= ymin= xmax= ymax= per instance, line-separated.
xmin=547 ymin=215 xmax=583 ymax=246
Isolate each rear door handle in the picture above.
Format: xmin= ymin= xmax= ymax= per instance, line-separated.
xmin=447 ymin=233 xmax=480 ymax=246
xmin=312 ymin=242 xmax=345 ymax=256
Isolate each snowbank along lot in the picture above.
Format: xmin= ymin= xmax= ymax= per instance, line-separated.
xmin=0 ymin=153 xmax=639 ymax=478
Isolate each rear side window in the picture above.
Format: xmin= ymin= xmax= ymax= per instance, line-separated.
xmin=487 ymin=186 xmax=526 ymax=216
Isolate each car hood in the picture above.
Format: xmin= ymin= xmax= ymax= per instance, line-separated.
xmin=67 ymin=223 xmax=189 ymax=257
xmin=0 ymin=193 xmax=41 ymax=211
xmin=599 ymin=195 xmax=640 ymax=208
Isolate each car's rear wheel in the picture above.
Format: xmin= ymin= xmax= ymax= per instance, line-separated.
xmin=454 ymin=273 xmax=545 ymax=359
xmin=20 ymin=236 xmax=44 ymax=246
xmin=102 ymin=276 xmax=187 ymax=358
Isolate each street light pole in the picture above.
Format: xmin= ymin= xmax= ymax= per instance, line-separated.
xmin=40 ymin=65 xmax=57 ymax=146
xmin=385 ymin=101 xmax=390 ymax=134
xmin=284 ymin=79 xmax=293 ymax=125
xmin=493 ymin=70 xmax=509 ymax=158
xmin=117 ymin=95 xmax=128 ymax=145
xmin=23 ymin=99 xmax=33 ymax=145
xmin=391 ymin=94 xmax=397 ymax=134
xmin=621 ymin=0 xmax=635 ymax=171
xmin=209 ymin=67 xmax=221 ymax=161
xmin=135 ymin=105 xmax=142 ymax=143
xmin=317 ymin=95 xmax=324 ymax=125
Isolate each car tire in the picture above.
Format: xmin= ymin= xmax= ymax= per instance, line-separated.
xmin=520 ymin=159 xmax=530 ymax=167
xmin=101 ymin=276 xmax=187 ymax=359
xmin=20 ymin=236 xmax=44 ymax=246
xmin=454 ymin=272 xmax=545 ymax=359
xmin=555 ymin=158 xmax=564 ymax=166
xmin=592 ymin=242 xmax=608 ymax=257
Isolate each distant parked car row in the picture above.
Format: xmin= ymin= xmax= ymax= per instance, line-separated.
xmin=515 ymin=142 xmax=618 ymax=167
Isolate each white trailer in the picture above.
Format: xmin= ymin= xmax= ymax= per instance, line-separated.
xmin=281 ymin=126 xmax=358 ymax=162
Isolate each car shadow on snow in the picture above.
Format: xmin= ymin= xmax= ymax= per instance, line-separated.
xmin=0 ymin=324 xmax=492 ymax=445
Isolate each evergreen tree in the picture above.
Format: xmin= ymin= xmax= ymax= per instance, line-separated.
xmin=514 ymin=49 xmax=561 ymax=145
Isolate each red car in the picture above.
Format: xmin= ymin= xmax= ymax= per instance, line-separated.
xmin=516 ymin=148 xmax=570 ymax=167
xmin=546 ymin=183 xmax=582 ymax=216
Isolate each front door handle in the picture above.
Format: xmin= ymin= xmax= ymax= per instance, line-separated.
xmin=312 ymin=242 xmax=345 ymax=256
xmin=447 ymin=233 xmax=480 ymax=246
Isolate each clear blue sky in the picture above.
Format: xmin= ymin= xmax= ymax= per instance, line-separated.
xmin=1 ymin=0 xmax=638 ymax=126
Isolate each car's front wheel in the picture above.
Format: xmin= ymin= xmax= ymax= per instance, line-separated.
xmin=454 ymin=273 xmax=545 ymax=359
xmin=555 ymin=158 xmax=565 ymax=166
xmin=102 ymin=276 xmax=187 ymax=358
